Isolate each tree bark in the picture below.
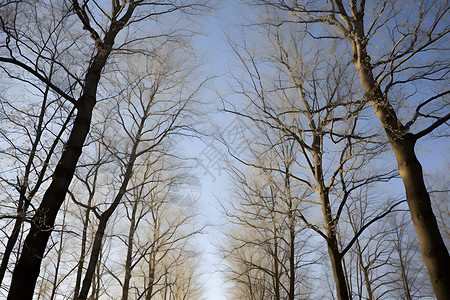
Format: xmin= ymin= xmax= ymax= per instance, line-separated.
xmin=8 ymin=61 xmax=103 ymax=299
xmin=6 ymin=11 xmax=132 ymax=298
xmin=285 ymin=170 xmax=295 ymax=300
xmin=326 ymin=243 xmax=348 ymax=300
xmin=351 ymin=38 xmax=450 ymax=299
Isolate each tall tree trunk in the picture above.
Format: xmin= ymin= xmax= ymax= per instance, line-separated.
xmin=272 ymin=229 xmax=281 ymax=300
xmin=77 ymin=87 xmax=150 ymax=299
xmin=8 ymin=61 xmax=104 ymax=299
xmin=320 ymin=188 xmax=350 ymax=300
xmin=285 ymin=170 xmax=295 ymax=300
xmin=6 ymin=13 xmax=132 ymax=297
xmin=288 ymin=218 xmax=295 ymax=300
xmin=269 ymin=186 xmax=281 ymax=300
xmin=144 ymin=263 xmax=156 ymax=300
xmin=351 ymin=34 xmax=450 ymax=299
xmin=77 ymin=215 xmax=109 ymax=300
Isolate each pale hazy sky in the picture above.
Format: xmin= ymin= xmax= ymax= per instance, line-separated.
xmin=182 ymin=1 xmax=450 ymax=299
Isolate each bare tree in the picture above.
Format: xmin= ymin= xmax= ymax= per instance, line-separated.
xmin=0 ymin=1 xmax=209 ymax=298
xmin=223 ymin=23 xmax=404 ymax=299
xmin=123 ymin=169 xmax=204 ymax=300
xmin=385 ymin=213 xmax=434 ymax=299
xmin=345 ymin=194 xmax=396 ymax=299
xmin=0 ymin=17 xmax=76 ymax=286
xmin=222 ymin=143 xmax=315 ymax=299
xmin=245 ymin=1 xmax=450 ymax=297
xmin=75 ymin=50 xmax=199 ymax=300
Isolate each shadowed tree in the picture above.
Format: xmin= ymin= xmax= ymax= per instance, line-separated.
xmin=223 ymin=23 xmax=404 ymax=299
xmin=245 ymin=1 xmax=450 ymax=297
xmin=0 ymin=1 xmax=209 ymax=298
xmin=74 ymin=46 xmax=206 ymax=299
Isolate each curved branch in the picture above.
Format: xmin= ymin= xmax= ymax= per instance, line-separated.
xmin=0 ymin=57 xmax=77 ymax=105
xmin=341 ymin=200 xmax=406 ymax=256
xmin=414 ymin=112 xmax=450 ymax=140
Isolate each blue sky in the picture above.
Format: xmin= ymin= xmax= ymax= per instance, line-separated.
xmin=178 ymin=1 xmax=450 ymax=298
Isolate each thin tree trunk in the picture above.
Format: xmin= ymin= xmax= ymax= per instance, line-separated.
xmin=269 ymin=186 xmax=281 ymax=300
xmin=285 ymin=170 xmax=295 ymax=300
xmin=76 ymin=162 xmax=135 ymax=300
xmin=289 ymin=219 xmax=295 ymax=300
xmin=313 ymin=145 xmax=349 ymax=300
xmin=272 ymin=230 xmax=281 ymax=300
xmin=77 ymin=87 xmax=152 ymax=299
xmin=144 ymin=264 xmax=156 ymax=300
xmin=73 ymin=195 xmax=94 ymax=299
xmin=355 ymin=240 xmax=373 ymax=300
xmin=122 ymin=198 xmax=138 ymax=300
xmin=77 ymin=216 xmax=109 ymax=300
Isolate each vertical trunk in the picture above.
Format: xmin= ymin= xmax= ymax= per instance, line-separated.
xmin=76 ymin=216 xmax=109 ymax=300
xmin=285 ymin=171 xmax=295 ymax=300
xmin=313 ymin=139 xmax=349 ymax=300
xmin=355 ymin=240 xmax=373 ymax=300
xmin=270 ymin=186 xmax=281 ymax=300
xmin=77 ymin=97 xmax=146 ymax=299
xmin=76 ymin=162 xmax=136 ymax=300
xmin=92 ymin=252 xmax=102 ymax=300
xmin=272 ymin=226 xmax=281 ymax=300
xmin=145 ymin=250 xmax=157 ymax=300
xmin=7 ymin=32 xmax=120 ymax=300
xmin=74 ymin=197 xmax=93 ymax=299
xmin=352 ymin=37 xmax=450 ymax=299
xmin=398 ymin=248 xmax=413 ymax=300
xmin=288 ymin=220 xmax=295 ymax=300
xmin=6 ymin=4 xmax=136 ymax=296
xmin=122 ymin=199 xmax=138 ymax=300
xmin=326 ymin=237 xmax=349 ymax=300
xmin=145 ymin=267 xmax=155 ymax=300
xmin=320 ymin=188 xmax=350 ymax=300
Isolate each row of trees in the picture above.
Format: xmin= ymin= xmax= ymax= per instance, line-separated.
xmin=220 ymin=0 xmax=449 ymax=299
xmin=0 ymin=1 xmax=209 ymax=299
xmin=0 ymin=0 xmax=448 ymax=299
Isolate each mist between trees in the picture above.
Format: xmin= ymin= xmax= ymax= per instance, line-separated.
xmin=0 ymin=1 xmax=448 ymax=299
